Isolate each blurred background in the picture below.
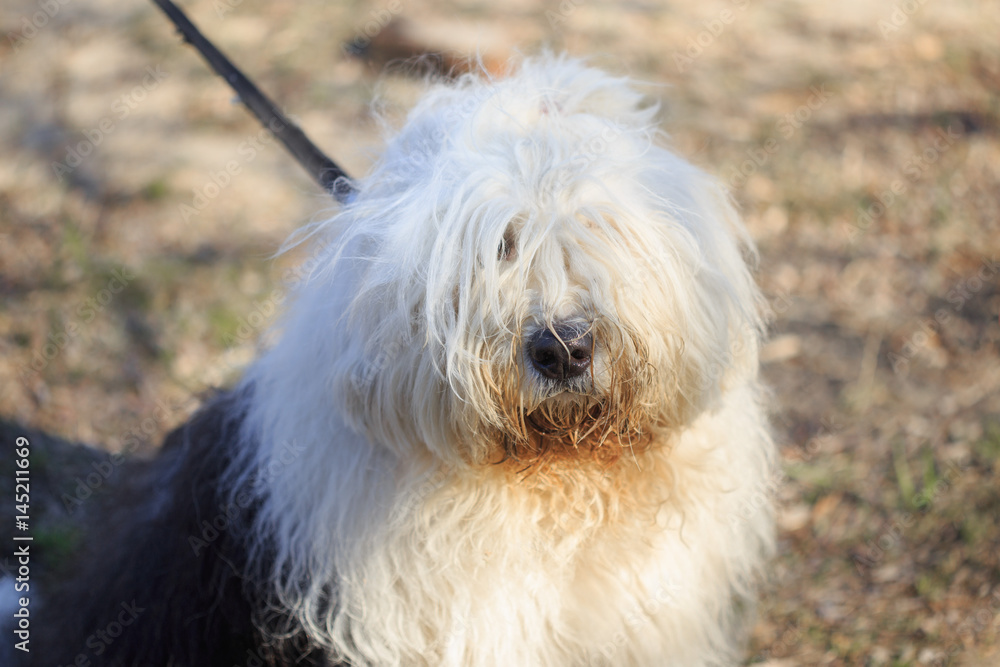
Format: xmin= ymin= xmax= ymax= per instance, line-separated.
xmin=1 ymin=0 xmax=998 ymax=663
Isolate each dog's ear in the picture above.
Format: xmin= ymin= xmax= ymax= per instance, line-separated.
xmin=639 ymin=164 xmax=764 ymax=425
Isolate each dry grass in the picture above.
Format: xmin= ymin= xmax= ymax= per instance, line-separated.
xmin=1 ymin=0 xmax=998 ymax=664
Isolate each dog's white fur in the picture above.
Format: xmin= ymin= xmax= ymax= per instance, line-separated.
xmin=231 ymin=56 xmax=775 ymax=666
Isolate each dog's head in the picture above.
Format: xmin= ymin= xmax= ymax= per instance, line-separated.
xmin=284 ymin=57 xmax=763 ymax=467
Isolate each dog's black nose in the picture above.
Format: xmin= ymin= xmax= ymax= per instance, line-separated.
xmin=527 ymin=325 xmax=593 ymax=380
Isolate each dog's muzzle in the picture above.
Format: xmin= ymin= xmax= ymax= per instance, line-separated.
xmin=526 ymin=324 xmax=593 ymax=382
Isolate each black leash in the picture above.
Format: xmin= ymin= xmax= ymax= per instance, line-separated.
xmin=149 ymin=0 xmax=356 ymax=203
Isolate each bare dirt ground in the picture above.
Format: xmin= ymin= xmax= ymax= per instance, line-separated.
xmin=1 ymin=0 xmax=998 ymax=664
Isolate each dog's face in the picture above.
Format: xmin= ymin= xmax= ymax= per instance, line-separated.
xmin=317 ymin=60 xmax=762 ymax=466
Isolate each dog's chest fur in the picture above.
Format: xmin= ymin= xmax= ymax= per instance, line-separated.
xmin=323 ymin=383 xmax=772 ymax=666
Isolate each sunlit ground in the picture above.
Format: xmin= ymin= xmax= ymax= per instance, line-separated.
xmin=1 ymin=0 xmax=998 ymax=663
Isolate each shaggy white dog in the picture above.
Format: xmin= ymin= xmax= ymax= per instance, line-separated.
xmin=35 ymin=54 xmax=774 ymax=667
xmin=233 ymin=55 xmax=776 ymax=666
